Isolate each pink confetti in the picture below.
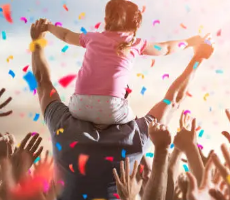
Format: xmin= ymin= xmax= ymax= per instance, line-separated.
xmin=58 ymin=74 xmax=77 ymax=88
xmin=105 ymin=157 xmax=114 ymax=162
xmin=183 ymin=110 xmax=191 ymax=115
xmin=94 ymin=22 xmax=101 ymax=29
xmin=69 ymin=141 xmax=78 ymax=148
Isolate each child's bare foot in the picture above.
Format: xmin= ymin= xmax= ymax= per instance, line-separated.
xmin=194 ymin=33 xmax=214 ymax=59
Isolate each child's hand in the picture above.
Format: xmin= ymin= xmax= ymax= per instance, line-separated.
xmin=30 ymin=18 xmax=50 ymax=41
xmin=186 ymin=35 xmax=204 ymax=47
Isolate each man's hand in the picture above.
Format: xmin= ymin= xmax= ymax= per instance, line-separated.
xmin=174 ymin=118 xmax=197 ymax=153
xmin=113 ymin=157 xmax=143 ymax=200
xmin=0 ymin=88 xmax=12 ymax=117
xmin=148 ymin=119 xmax=171 ymax=149
xmin=30 ymin=19 xmax=50 ymax=41
xmin=11 ymin=133 xmax=43 ymax=182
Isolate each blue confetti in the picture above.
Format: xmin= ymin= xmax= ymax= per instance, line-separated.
xmin=121 ymin=149 xmax=126 ymax=158
xmin=163 ymin=99 xmax=171 ymax=105
xmin=198 ymin=129 xmax=204 ymax=137
xmin=80 ymin=27 xmax=87 ymax=34
xmin=82 ymin=194 xmax=87 ymax=199
xmin=33 ymin=113 xmax=40 ymax=121
xmin=0 ymin=8 xmax=2 ymax=12
xmin=23 ymin=71 xmax=38 ymax=91
xmin=216 ymin=69 xmax=223 ymax=74
xmin=141 ymin=86 xmax=146 ymax=95
xmin=56 ymin=142 xmax=62 ymax=151
xmin=2 ymin=31 xmax=6 ymax=40
xmin=146 ymin=152 xmax=154 ymax=157
xmin=183 ymin=164 xmax=189 ymax=172
xmin=193 ymin=62 xmax=199 ymax=69
xmin=204 ymin=39 xmax=212 ymax=46
xmin=61 ymin=45 xmax=69 ymax=53
xmin=170 ymin=144 xmax=174 ymax=149
xmin=154 ymin=45 xmax=162 ymax=51
xmin=8 ymin=70 xmax=15 ymax=78
xmin=34 ymin=157 xmax=40 ymax=164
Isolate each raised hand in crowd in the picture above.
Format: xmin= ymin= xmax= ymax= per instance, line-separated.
xmin=0 ymin=88 xmax=12 ymax=117
xmin=113 ymin=157 xmax=143 ymax=200
xmin=221 ymin=109 xmax=230 ymax=143
xmin=11 ymin=133 xmax=43 ymax=182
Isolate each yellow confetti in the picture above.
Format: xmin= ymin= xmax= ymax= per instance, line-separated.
xmin=226 ymin=175 xmax=230 ymax=184
xmin=78 ymin=12 xmax=85 ymax=20
xmin=177 ymin=128 xmax=181 ymax=132
xmin=56 ymin=128 xmax=64 ymax=135
xmin=203 ymin=93 xmax=209 ymax=101
xmin=7 ymin=55 xmax=13 ymax=63
xmin=137 ymin=73 xmax=145 ymax=79
xmin=29 ymin=38 xmax=48 ymax=52
xmin=198 ymin=25 xmax=203 ymax=34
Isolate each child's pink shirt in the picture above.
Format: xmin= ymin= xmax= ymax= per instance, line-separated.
xmin=75 ymin=31 xmax=147 ymax=98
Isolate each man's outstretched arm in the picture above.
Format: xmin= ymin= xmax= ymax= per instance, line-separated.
xmin=31 ymin=20 xmax=60 ymax=116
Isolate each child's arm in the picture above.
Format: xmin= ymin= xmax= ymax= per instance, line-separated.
xmin=142 ymin=35 xmax=203 ymax=56
xmin=47 ymin=24 xmax=81 ymax=46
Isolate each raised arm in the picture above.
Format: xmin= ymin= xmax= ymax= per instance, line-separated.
xmin=142 ymin=35 xmax=205 ymax=56
xmin=31 ymin=19 xmax=60 ymax=116
xmin=143 ymin=119 xmax=171 ymax=200
xmin=47 ymin=23 xmax=81 ymax=46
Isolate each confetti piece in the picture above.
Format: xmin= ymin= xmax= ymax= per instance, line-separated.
xmin=183 ymin=110 xmax=191 ymax=115
xmin=139 ymin=164 xmax=144 ymax=174
xmin=94 ymin=22 xmax=101 ymax=29
xmin=23 ymin=65 xmax=29 ymax=72
xmin=7 ymin=55 xmax=13 ymax=62
xmin=80 ymin=27 xmax=87 ymax=34
xmin=23 ymin=71 xmax=38 ymax=91
xmin=226 ymin=175 xmax=230 ymax=184
xmin=217 ymin=29 xmax=221 ymax=36
xmin=58 ymin=74 xmax=77 ymax=88
xmin=78 ymin=12 xmax=85 ymax=20
xmin=33 ymin=89 xmax=36 ymax=95
xmin=78 ymin=154 xmax=89 ymax=175
xmin=57 ymin=180 xmax=65 ymax=186
xmin=152 ymin=20 xmax=160 ymax=26
xmin=31 ymin=132 xmax=38 ymax=136
xmin=195 ymin=126 xmax=201 ymax=131
xmin=2 ymin=4 xmax=13 ymax=23
xmin=178 ymin=42 xmax=187 ymax=48
xmin=197 ymin=144 xmax=203 ymax=150
xmin=186 ymin=91 xmax=192 ymax=97
xmin=154 ymin=45 xmax=161 ymax=51
xmin=141 ymin=5 xmax=146 ymax=13
xmin=180 ymin=23 xmax=187 ymax=29
xmin=55 ymin=22 xmax=62 ymax=26
xmin=162 ymin=74 xmax=169 ymax=80
xmin=56 ymin=142 xmax=62 ymax=151
xmin=203 ymin=93 xmax=209 ymax=101
xmin=198 ymin=129 xmax=204 ymax=137
xmin=216 ymin=69 xmax=223 ymax=74
xmin=105 ymin=157 xmax=114 ymax=162
xmin=193 ymin=62 xmax=199 ymax=69
xmin=70 ymin=141 xmax=78 ymax=148
xmin=113 ymin=193 xmax=120 ymax=199
xmin=141 ymin=87 xmax=146 ymax=95
xmin=49 ymin=89 xmax=56 ymax=97
xmin=34 ymin=157 xmax=40 ymax=164
xmin=198 ymin=25 xmax=203 ymax=34
xmin=83 ymin=194 xmax=87 ymax=199
xmin=163 ymin=99 xmax=171 ymax=105
xmin=137 ymin=73 xmax=144 ymax=79
xmin=0 ymin=8 xmax=2 ymax=12
xmin=170 ymin=144 xmax=174 ymax=149
xmin=151 ymin=59 xmax=155 ymax=67
xmin=125 ymin=87 xmax=132 ymax=94
xmin=56 ymin=128 xmax=64 ymax=135
xmin=146 ymin=152 xmax=154 ymax=157
xmin=69 ymin=164 xmax=75 ymax=172
xmin=183 ymin=164 xmax=189 ymax=172
xmin=63 ymin=4 xmax=68 ymax=11
xmin=20 ymin=17 xmax=27 ymax=23
xmin=2 ymin=31 xmax=6 ymax=40
xmin=33 ymin=113 xmax=40 ymax=121
xmin=121 ymin=149 xmax=126 ymax=158
xmin=61 ymin=45 xmax=69 ymax=53
xmin=8 ymin=70 xmax=15 ymax=78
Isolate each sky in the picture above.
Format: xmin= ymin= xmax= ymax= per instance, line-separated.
xmin=0 ymin=0 xmax=230 ymax=161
